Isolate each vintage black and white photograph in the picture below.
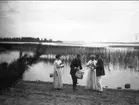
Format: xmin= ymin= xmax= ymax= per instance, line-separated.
xmin=0 ymin=1 xmax=139 ymax=105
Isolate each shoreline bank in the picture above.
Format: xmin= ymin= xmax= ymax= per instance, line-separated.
xmin=22 ymin=80 xmax=139 ymax=91
xmin=0 ymin=80 xmax=139 ymax=105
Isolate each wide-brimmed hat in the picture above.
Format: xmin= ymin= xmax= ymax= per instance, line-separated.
xmin=90 ymin=54 xmax=96 ymax=59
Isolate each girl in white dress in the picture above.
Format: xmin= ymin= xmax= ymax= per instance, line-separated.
xmin=85 ymin=55 xmax=98 ymax=90
xmin=53 ymin=54 xmax=64 ymax=90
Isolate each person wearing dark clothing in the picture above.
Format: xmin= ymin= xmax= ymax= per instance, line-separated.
xmin=70 ymin=54 xmax=82 ymax=91
xmin=96 ymin=56 xmax=105 ymax=77
xmin=96 ymin=54 xmax=105 ymax=92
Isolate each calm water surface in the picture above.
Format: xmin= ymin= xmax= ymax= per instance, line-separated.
xmin=0 ymin=49 xmax=139 ymax=90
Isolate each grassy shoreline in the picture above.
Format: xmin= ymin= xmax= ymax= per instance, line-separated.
xmin=0 ymin=80 xmax=139 ymax=105
xmin=21 ymin=80 xmax=139 ymax=92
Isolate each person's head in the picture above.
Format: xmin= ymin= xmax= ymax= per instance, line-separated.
xmin=96 ymin=54 xmax=101 ymax=60
xmin=89 ymin=54 xmax=96 ymax=60
xmin=76 ymin=54 xmax=81 ymax=60
xmin=55 ymin=54 xmax=61 ymax=60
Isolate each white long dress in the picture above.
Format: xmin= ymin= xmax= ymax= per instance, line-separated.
xmin=85 ymin=59 xmax=98 ymax=90
xmin=53 ymin=59 xmax=63 ymax=89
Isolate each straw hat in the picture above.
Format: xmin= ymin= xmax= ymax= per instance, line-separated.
xmin=90 ymin=54 xmax=96 ymax=59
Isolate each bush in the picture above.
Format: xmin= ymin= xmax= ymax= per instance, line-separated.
xmin=0 ymin=56 xmax=29 ymax=91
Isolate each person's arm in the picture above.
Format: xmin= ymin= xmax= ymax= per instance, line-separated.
xmin=86 ymin=60 xmax=92 ymax=67
xmin=79 ymin=60 xmax=82 ymax=70
xmin=56 ymin=63 xmax=61 ymax=68
xmin=60 ymin=63 xmax=64 ymax=68
xmin=70 ymin=59 xmax=75 ymax=69
xmin=53 ymin=61 xmax=58 ymax=76
xmin=54 ymin=61 xmax=63 ymax=69
xmin=59 ymin=60 xmax=64 ymax=68
xmin=92 ymin=60 xmax=97 ymax=69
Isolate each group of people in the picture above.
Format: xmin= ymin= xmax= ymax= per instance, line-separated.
xmin=52 ymin=54 xmax=105 ymax=92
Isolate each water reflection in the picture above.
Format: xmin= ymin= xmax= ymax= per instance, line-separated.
xmin=23 ymin=60 xmax=139 ymax=90
xmin=107 ymin=47 xmax=139 ymax=72
xmin=1 ymin=48 xmax=139 ymax=90
xmin=0 ymin=51 xmax=19 ymax=64
xmin=0 ymin=51 xmax=34 ymax=64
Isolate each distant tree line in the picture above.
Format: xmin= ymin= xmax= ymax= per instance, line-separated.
xmin=0 ymin=37 xmax=62 ymax=43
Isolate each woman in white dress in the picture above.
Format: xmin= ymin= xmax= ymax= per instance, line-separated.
xmin=85 ymin=55 xmax=98 ymax=90
xmin=53 ymin=54 xmax=64 ymax=90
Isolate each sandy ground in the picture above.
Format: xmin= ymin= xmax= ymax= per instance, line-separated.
xmin=0 ymin=81 xmax=139 ymax=105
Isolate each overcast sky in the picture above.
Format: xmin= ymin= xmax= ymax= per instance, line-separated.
xmin=0 ymin=1 xmax=139 ymax=42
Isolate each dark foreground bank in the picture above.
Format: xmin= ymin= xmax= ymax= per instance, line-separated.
xmin=0 ymin=81 xmax=139 ymax=105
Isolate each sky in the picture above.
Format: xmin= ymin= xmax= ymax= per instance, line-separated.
xmin=0 ymin=1 xmax=139 ymax=42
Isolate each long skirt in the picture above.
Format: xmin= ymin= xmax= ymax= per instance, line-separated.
xmin=53 ymin=70 xmax=63 ymax=89
xmin=85 ymin=69 xmax=98 ymax=90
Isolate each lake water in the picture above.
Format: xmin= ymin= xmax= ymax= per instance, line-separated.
xmin=0 ymin=47 xmax=139 ymax=90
